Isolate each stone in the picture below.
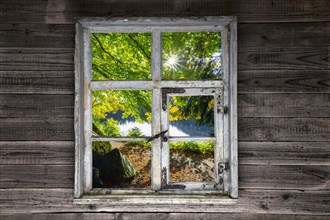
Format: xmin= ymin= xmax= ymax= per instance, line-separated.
xmin=93 ymin=148 xmax=136 ymax=186
xmin=92 ymin=167 xmax=104 ymax=188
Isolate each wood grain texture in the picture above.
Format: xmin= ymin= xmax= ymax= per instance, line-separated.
xmin=238 ymin=93 xmax=330 ymax=117
xmin=1 ymin=69 xmax=328 ymax=94
xmin=1 ymin=22 xmax=328 ymax=49
xmin=0 ymin=48 xmax=73 ymax=71
xmin=0 ymin=0 xmax=329 ymax=217
xmin=238 ymin=22 xmax=330 ymax=48
xmin=0 ymin=71 xmax=74 ymax=94
xmin=238 ymin=142 xmax=330 ymax=165
xmin=1 ymin=164 xmax=328 ymax=190
xmin=0 ymin=0 xmax=329 ymax=24
xmin=0 ymin=141 xmax=74 ymax=165
xmin=1 ymin=213 xmax=330 ymax=220
xmin=0 ymin=24 xmax=75 ymax=48
xmin=238 ymin=70 xmax=330 ymax=93
xmin=0 ymin=118 xmax=74 ymax=141
xmin=238 ymin=47 xmax=329 ymax=71
xmin=0 ymin=141 xmax=328 ymax=166
xmin=238 ymin=118 xmax=330 ymax=141
xmin=1 ymin=118 xmax=329 ymax=141
xmin=0 ymin=165 xmax=74 ymax=189
xmin=238 ymin=165 xmax=329 ymax=190
xmin=1 ymin=189 xmax=329 ymax=214
xmin=0 ymin=95 xmax=74 ymax=117
xmin=2 ymin=47 xmax=328 ymax=72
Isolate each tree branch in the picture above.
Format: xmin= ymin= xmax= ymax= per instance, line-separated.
xmin=92 ymin=34 xmax=124 ymax=66
xmin=127 ymin=34 xmax=151 ymax=60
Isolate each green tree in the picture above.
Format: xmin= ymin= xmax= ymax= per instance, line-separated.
xmin=91 ymin=32 xmax=221 ymax=138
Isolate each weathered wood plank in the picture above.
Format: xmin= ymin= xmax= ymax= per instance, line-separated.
xmin=0 ymin=0 xmax=329 ymax=24
xmin=0 ymin=141 xmax=74 ymax=165
xmin=0 ymin=118 xmax=74 ymax=141
xmin=0 ymin=95 xmax=74 ymax=117
xmin=1 ymin=22 xmax=329 ymax=49
xmin=0 ymin=24 xmax=75 ymax=48
xmin=1 ymin=70 xmax=328 ymax=94
xmin=1 ymin=118 xmax=328 ymax=141
xmin=0 ymin=141 xmax=328 ymax=166
xmin=0 ymin=165 xmax=74 ymax=189
xmin=239 ymin=165 xmax=329 ymax=190
xmin=1 ymin=189 xmax=329 ymax=214
xmin=238 ymin=118 xmax=330 ymax=141
xmin=2 ymin=47 xmax=327 ymax=72
xmin=238 ymin=93 xmax=330 ymax=117
xmin=0 ymin=71 xmax=74 ymax=94
xmin=238 ymin=22 xmax=330 ymax=48
xmin=238 ymin=70 xmax=330 ymax=93
xmin=238 ymin=142 xmax=330 ymax=166
xmin=1 ymin=213 xmax=329 ymax=220
xmin=0 ymin=164 xmax=328 ymax=190
xmin=0 ymin=48 xmax=73 ymax=71
xmin=238 ymin=47 xmax=329 ymax=71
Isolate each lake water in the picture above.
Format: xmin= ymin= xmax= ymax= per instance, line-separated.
xmin=118 ymin=120 xmax=213 ymax=137
xmin=105 ymin=111 xmax=214 ymax=137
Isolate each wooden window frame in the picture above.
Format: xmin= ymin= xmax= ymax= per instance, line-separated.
xmin=74 ymin=17 xmax=237 ymax=204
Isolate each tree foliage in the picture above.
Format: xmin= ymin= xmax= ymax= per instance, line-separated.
xmin=91 ymin=32 xmax=221 ymax=137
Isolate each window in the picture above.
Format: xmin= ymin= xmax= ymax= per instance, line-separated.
xmin=74 ymin=17 xmax=237 ymax=204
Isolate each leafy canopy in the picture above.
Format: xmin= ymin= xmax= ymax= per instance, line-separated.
xmin=91 ymin=32 xmax=221 ymax=139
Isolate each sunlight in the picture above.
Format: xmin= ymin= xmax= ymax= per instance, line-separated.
xmin=165 ymin=55 xmax=178 ymax=68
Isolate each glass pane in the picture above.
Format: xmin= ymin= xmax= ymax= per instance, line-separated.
xmin=162 ymin=32 xmax=222 ymax=80
xmin=93 ymin=141 xmax=151 ymax=188
xmin=168 ymin=96 xmax=214 ymax=137
xmin=92 ymin=90 xmax=152 ymax=137
xmin=169 ymin=141 xmax=215 ymax=182
xmin=92 ymin=33 xmax=151 ymax=80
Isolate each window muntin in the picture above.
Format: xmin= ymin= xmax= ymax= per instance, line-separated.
xmin=75 ymin=17 xmax=237 ymax=201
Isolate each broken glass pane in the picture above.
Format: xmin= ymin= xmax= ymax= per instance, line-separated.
xmin=93 ymin=141 xmax=151 ymax=189
xmin=168 ymin=95 xmax=215 ymax=137
xmin=169 ymin=141 xmax=215 ymax=182
xmin=162 ymin=32 xmax=222 ymax=80
xmin=92 ymin=33 xmax=152 ymax=80
xmin=92 ymin=90 xmax=152 ymax=137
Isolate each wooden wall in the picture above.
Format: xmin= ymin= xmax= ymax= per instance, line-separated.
xmin=0 ymin=0 xmax=329 ymax=219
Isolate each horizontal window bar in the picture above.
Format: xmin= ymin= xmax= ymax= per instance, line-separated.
xmin=91 ymin=81 xmax=154 ymax=90
xmin=168 ymin=137 xmax=216 ymax=142
xmin=91 ymin=137 xmax=150 ymax=142
xmin=91 ymin=80 xmax=223 ymax=90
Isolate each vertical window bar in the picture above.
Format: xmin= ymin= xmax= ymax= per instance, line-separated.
xmin=222 ymin=26 xmax=230 ymax=195
xmin=161 ymin=93 xmax=170 ymax=186
xmin=84 ymin=29 xmax=93 ymax=191
xmin=229 ymin=20 xmax=238 ymax=199
xmin=151 ymin=30 xmax=162 ymax=190
xmin=214 ymin=88 xmax=224 ymax=191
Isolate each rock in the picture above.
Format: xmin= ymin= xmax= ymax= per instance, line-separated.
xmin=92 ymin=167 xmax=104 ymax=188
xmin=93 ymin=148 xmax=136 ymax=186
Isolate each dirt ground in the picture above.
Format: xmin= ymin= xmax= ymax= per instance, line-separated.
xmin=110 ymin=142 xmax=214 ymax=189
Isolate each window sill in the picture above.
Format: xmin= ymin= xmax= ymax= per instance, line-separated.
xmin=74 ymin=194 xmax=237 ymax=205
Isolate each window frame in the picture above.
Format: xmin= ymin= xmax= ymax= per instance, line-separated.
xmin=74 ymin=17 xmax=237 ymax=204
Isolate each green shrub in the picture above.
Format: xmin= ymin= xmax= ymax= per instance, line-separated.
xmin=126 ymin=127 xmax=151 ymax=148
xmin=169 ymin=141 xmax=214 ymax=154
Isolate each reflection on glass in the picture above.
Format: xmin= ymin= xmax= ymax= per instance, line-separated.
xmin=92 ymin=90 xmax=152 ymax=137
xmin=169 ymin=141 xmax=214 ymax=182
xmin=168 ymin=96 xmax=214 ymax=137
xmin=92 ymin=33 xmax=151 ymax=80
xmin=162 ymin=32 xmax=222 ymax=80
xmin=92 ymin=141 xmax=151 ymax=189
